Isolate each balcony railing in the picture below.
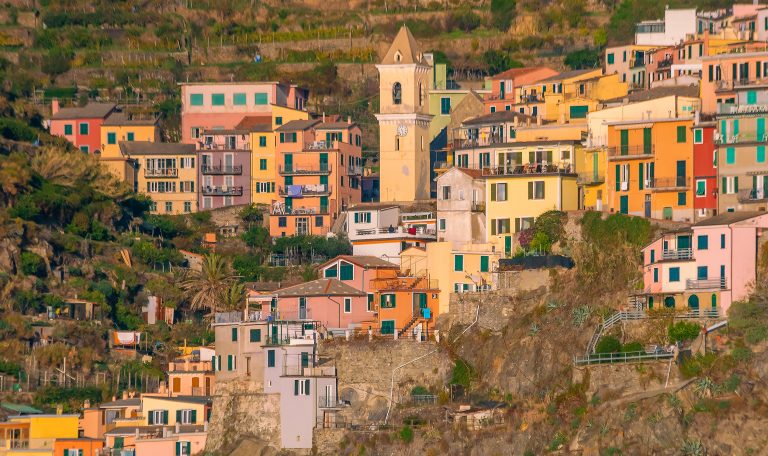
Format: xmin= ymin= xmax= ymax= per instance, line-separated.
xmin=738 ymin=188 xmax=768 ymax=203
xmin=201 ymin=165 xmax=243 ymax=175
xmin=481 ymin=163 xmax=575 ymax=176
xmin=400 ymin=212 xmax=435 ymax=222
xmin=199 ymin=141 xmax=250 ymax=151
xmin=305 ymin=140 xmax=338 ymax=151
xmin=369 ymin=276 xmax=439 ymax=291
xmin=657 ymin=57 xmax=673 ymax=69
xmin=716 ymin=78 xmax=768 ymax=92
xmin=649 ymin=176 xmax=690 ymax=190
xmin=577 ymin=173 xmax=605 ymax=185
xmin=453 ymin=135 xmax=506 ymax=150
xmin=278 ymin=164 xmax=332 ymax=175
xmin=607 ymin=145 xmax=655 ymax=159
xmin=484 ymin=93 xmax=510 ymax=102
xmin=715 ymin=132 xmax=768 ymax=145
xmin=278 ymin=184 xmax=332 ymax=197
xmin=354 ymin=226 xmax=437 ymax=238
xmin=686 ymin=277 xmax=727 ymax=290
xmin=144 ymin=168 xmax=178 ymax=178
xmin=213 ymin=311 xmax=264 ymax=324
xmin=201 ymin=185 xmax=243 ymax=196
xmin=271 ymin=206 xmax=329 ymax=216
xmin=661 ymin=248 xmax=693 ymax=260
xmin=518 ymin=94 xmax=543 ymax=103
xmin=318 ymin=396 xmax=347 ymax=408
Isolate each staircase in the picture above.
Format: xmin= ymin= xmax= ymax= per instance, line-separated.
xmin=627 ymin=295 xmax=646 ymax=311
xmin=330 ymin=211 xmax=347 ymax=235
xmin=585 ymin=310 xmax=647 ymax=354
xmin=399 ymin=316 xmax=420 ymax=337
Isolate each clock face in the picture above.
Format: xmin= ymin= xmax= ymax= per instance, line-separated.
xmin=397 ymin=124 xmax=408 ymax=137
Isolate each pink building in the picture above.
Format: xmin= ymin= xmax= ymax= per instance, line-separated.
xmin=641 ymin=211 xmax=768 ymax=314
xmin=273 ymin=278 xmax=371 ymax=330
xmin=318 ymin=255 xmax=400 ymax=294
xmin=484 ymin=67 xmax=558 ymax=114
xmin=134 ymin=426 xmax=208 ymax=456
xmin=180 ymin=82 xmax=308 ymax=144
xmin=700 ymin=49 xmax=768 ymax=114
xmin=198 ymin=128 xmax=253 ymax=209
xmin=49 ymin=102 xmax=116 ymax=154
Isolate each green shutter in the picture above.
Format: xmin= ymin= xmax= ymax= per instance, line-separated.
xmin=758 ymin=146 xmax=766 ymax=163
xmin=250 ymin=329 xmax=261 ymax=342
xmin=148 ymin=410 xmax=154 ymax=425
xmin=294 ymin=379 xmax=299 ymax=395
xmin=211 ymin=93 xmax=225 ymax=106
xmin=114 ymin=437 xmax=124 ymax=449
xmin=758 ymin=118 xmax=766 ymax=141
xmin=233 ymin=93 xmax=247 ymax=105
xmin=722 ymin=177 xmax=727 ymax=194
xmin=64 ymin=449 xmax=69 ymax=456
xmin=480 ymin=256 xmax=489 ymax=272
xmin=227 ymin=355 xmax=233 ymax=371
xmin=190 ymin=94 xmax=203 ymax=106
xmin=176 ymin=410 xmax=182 ymax=423
xmin=615 ymin=165 xmax=620 ymax=191
xmin=638 ymin=163 xmax=643 ymax=190
xmin=176 ymin=441 xmax=181 ymax=456
xmin=734 ymin=176 xmax=738 ymax=192
xmin=255 ymin=93 xmax=268 ymax=105
xmin=340 ymin=263 xmax=353 ymax=280
xmin=454 ymin=255 xmax=463 ymax=271
xmin=527 ymin=181 xmax=533 ymax=199
xmin=643 ymin=128 xmax=652 ymax=153
xmin=677 ymin=126 xmax=686 ymax=143
xmin=620 ymin=130 xmax=628 ymax=154
xmin=191 ymin=410 xmax=197 ymax=424
xmin=163 ymin=410 xmax=169 ymax=424
xmin=490 ymin=183 xmax=496 ymax=201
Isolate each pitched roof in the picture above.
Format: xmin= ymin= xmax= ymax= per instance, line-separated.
xmin=538 ymin=68 xmax=599 ymax=83
xmin=320 ymin=255 xmax=399 ymax=270
xmin=105 ymin=424 xmax=205 ymax=436
xmin=51 ymin=103 xmax=116 ymax=120
xmin=381 ymin=25 xmax=426 ymax=65
xmin=490 ymin=67 xmax=541 ymax=81
xmin=100 ymin=398 xmax=141 ymax=408
xmin=275 ymin=119 xmax=320 ymax=132
xmin=462 ymin=110 xmax=533 ymax=126
xmin=455 ymin=167 xmax=484 ymax=179
xmin=145 ymin=395 xmax=212 ymax=405
xmin=119 ymin=142 xmax=196 ymax=156
xmin=103 ymin=112 xmax=159 ymax=126
xmin=693 ymin=211 xmax=766 ymax=227
xmin=274 ymin=278 xmax=366 ymax=298
xmin=1 ymin=403 xmax=43 ymax=414
xmin=235 ymin=116 xmax=272 ymax=131
xmin=603 ymin=85 xmax=699 ymax=103
xmin=315 ymin=122 xmax=358 ymax=130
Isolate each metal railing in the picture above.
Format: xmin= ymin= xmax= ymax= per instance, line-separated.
xmin=278 ymin=185 xmax=332 ymax=197
xmin=283 ymin=364 xmax=336 ymax=377
xmin=738 ymin=188 xmax=768 ymax=203
xmin=453 ymin=136 xmax=506 ymax=150
xmin=354 ymin=226 xmax=437 ymax=237
xmin=278 ymin=164 xmax=332 ymax=175
xmin=471 ymin=202 xmax=486 ymax=212
xmin=675 ymin=309 xmax=721 ymax=319
xmin=661 ymin=248 xmax=693 ymax=260
xmin=577 ymin=173 xmax=605 ymax=185
xmin=518 ymin=94 xmax=543 ymax=103
xmin=318 ymin=396 xmax=347 ymax=408
xmin=481 ymin=163 xmax=575 ymax=176
xmin=305 ymin=141 xmax=338 ymax=151
xmin=201 ymin=186 xmax=243 ymax=196
xmin=199 ymin=142 xmax=250 ymax=151
xmin=144 ymin=168 xmax=178 ymax=178
xmin=586 ymin=310 xmax=647 ymax=354
xmin=400 ymin=212 xmax=435 ymax=221
xmin=347 ymin=165 xmax=363 ymax=175
xmin=201 ymin=165 xmax=243 ymax=175
xmin=649 ymin=176 xmax=690 ymax=190
xmin=213 ymin=311 xmax=265 ymax=324
xmin=716 ymin=78 xmax=768 ymax=91
xmin=607 ymin=144 xmax=655 ymax=159
xmin=686 ymin=277 xmax=727 ymax=290
xmin=270 ymin=206 xmax=328 ymax=216
xmin=715 ymin=132 xmax=768 ymax=144
xmin=411 ymin=394 xmax=437 ymax=404
xmin=574 ymin=350 xmax=673 ymax=366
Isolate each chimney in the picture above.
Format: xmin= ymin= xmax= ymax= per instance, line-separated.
xmin=83 ymin=399 xmax=91 ymax=409
xmin=52 ymin=99 xmax=60 ymax=116
xmin=112 ymin=395 xmax=117 ymax=402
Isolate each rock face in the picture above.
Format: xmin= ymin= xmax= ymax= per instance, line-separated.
xmin=206 ymin=379 xmax=282 ymax=455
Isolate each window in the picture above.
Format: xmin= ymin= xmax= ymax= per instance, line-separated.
xmin=267 ymin=350 xmax=275 ymax=367
xmin=490 ymin=106 xmax=496 ymax=113
xmin=339 ymin=262 xmax=353 ymax=280
xmin=231 ymin=328 xmax=238 ymax=341
xmin=677 ymin=192 xmax=686 ymax=206
xmin=184 ymin=202 xmax=192 ymax=213
xmin=176 ymin=441 xmax=191 ymax=456
xmin=233 ymin=93 xmax=247 ymax=105
xmin=254 ymin=92 xmax=268 ymax=105
xmin=607 ymin=53 xmax=614 ymax=64
xmin=380 ymin=294 xmax=396 ymax=308
xmin=695 ymin=179 xmax=706 ymax=197
xmin=454 ymin=254 xmax=464 ymax=271
xmin=698 ymin=266 xmax=708 ymax=280
xmin=676 ymin=126 xmax=686 ymax=143
xmin=693 ymin=128 xmax=703 ymax=144
xmin=650 ymin=249 xmax=655 ymax=264
xmin=514 ymin=217 xmax=533 ymax=232
xmin=344 ymin=298 xmax=351 ymax=313
xmin=190 ymin=94 xmax=204 ymax=106
xmin=490 ymin=218 xmax=511 ymax=234
xmin=315 ymin=216 xmax=323 ymax=227
xmin=107 ymin=132 xmax=116 ymax=144
xmin=697 ymin=235 xmax=708 ymax=250
xmin=353 ymin=212 xmax=371 ymax=223
xmin=726 ymin=147 xmax=735 ymax=164
xmin=441 ymin=186 xmax=451 ymax=200
xmin=528 ymin=181 xmax=545 ymax=200
xmin=79 ymin=145 xmax=89 ymax=153
xmin=148 ymin=410 xmax=168 ymax=425
xmin=165 ymin=202 xmax=173 ymax=213
xmin=438 ymin=219 xmax=446 ymax=231
xmin=127 ymin=132 xmax=134 ymax=141
xmin=64 ymin=449 xmax=84 ymax=456
xmin=211 ymin=93 xmax=225 ymax=106
xmin=440 ymin=97 xmax=451 ymax=114
xmin=258 ymin=136 xmax=267 ymax=147
xmin=367 ymin=294 xmax=374 ymax=311
xmin=721 ymin=234 xmax=726 ymax=249
xmin=490 ymin=183 xmax=507 ymax=201
xmin=392 ymin=82 xmax=402 ymax=104
xmin=294 ymin=379 xmax=311 ymax=396
xmin=275 ymin=116 xmax=283 ymax=126
xmin=669 ymin=267 xmax=680 ymax=282
xmin=260 ymin=158 xmax=267 ymax=170
xmin=569 ymin=105 xmax=588 ymax=119
xmin=324 ymin=265 xmax=338 ymax=278
xmin=79 ymin=123 xmax=89 ymax=135
xmin=653 ymin=268 xmax=659 ymax=283
xmin=721 ymin=176 xmax=738 ymax=194
xmin=177 ymin=409 xmax=197 ymax=424
xmin=480 ymin=255 xmax=489 ymax=272
xmin=64 ymin=124 xmax=73 ymax=135
xmin=249 ymin=329 xmax=261 ymax=343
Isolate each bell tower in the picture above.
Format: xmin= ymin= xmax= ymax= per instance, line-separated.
xmin=375 ymin=26 xmax=433 ymax=202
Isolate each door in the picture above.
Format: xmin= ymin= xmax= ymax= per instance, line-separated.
xmin=677 ymin=235 xmax=691 ymax=250
xmin=299 ymin=297 xmax=307 ymax=319
xmin=205 ymin=377 xmax=211 ymax=395
xmin=643 ymin=128 xmax=652 ymax=154
xmin=688 ymin=295 xmax=699 ymax=311
xmin=644 ymin=195 xmax=651 ymax=218
xmin=381 ymin=320 xmax=395 ymax=335
xmin=225 ymin=154 xmax=233 ymax=173
xmin=620 ymin=195 xmax=629 ymax=214
xmin=271 ymin=325 xmax=278 ymax=344
xmin=504 ymin=236 xmax=512 ymax=257
xmin=320 ymin=153 xmax=328 ymax=172
xmin=676 ymin=160 xmax=686 ymax=187
xmin=664 ymin=296 xmax=675 ymax=308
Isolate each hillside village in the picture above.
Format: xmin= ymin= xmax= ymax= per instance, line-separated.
xmin=3 ymin=1 xmax=768 ymax=455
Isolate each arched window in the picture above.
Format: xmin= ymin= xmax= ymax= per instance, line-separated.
xmin=664 ymin=296 xmax=675 ymax=308
xmin=392 ymin=82 xmax=402 ymax=105
xmin=687 ymin=295 xmax=699 ymax=310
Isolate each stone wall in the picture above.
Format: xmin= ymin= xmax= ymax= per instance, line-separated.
xmin=205 ymin=379 xmax=282 ymax=455
xmin=320 ymin=339 xmax=451 ymax=423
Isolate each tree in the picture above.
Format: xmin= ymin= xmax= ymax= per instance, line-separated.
xmin=180 ymin=253 xmax=235 ymax=317
xmin=481 ymin=50 xmax=522 ymax=75
xmin=564 ymin=49 xmax=600 ymax=70
xmin=490 ymin=0 xmax=517 ymax=30
xmin=222 ymin=282 xmax=246 ymax=311
xmin=241 ymin=226 xmax=271 ymax=256
xmin=41 ymin=48 xmax=73 ymax=81
xmin=668 ymin=321 xmax=701 ymax=343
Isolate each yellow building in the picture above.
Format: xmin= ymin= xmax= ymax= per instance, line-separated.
xmin=0 ymin=414 xmax=79 ymax=456
xmin=400 ymin=242 xmax=500 ymax=315
xmin=579 ymin=147 xmax=607 ymax=211
xmin=376 ymin=25 xmax=433 ymax=201
xmin=120 ymin=142 xmax=198 ymax=214
xmin=249 ymin=105 xmax=312 ymax=206
xmin=138 ymin=396 xmax=210 ymax=427
xmin=100 ymin=113 xmax=160 ymax=158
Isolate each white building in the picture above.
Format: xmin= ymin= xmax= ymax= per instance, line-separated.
xmin=435 ymin=168 xmax=487 ymax=248
xmin=345 ymin=204 xmax=436 ymax=263
xmin=635 ymin=8 xmax=697 ymax=46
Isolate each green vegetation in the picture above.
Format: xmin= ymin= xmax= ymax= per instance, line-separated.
xmin=450 ymin=358 xmax=475 ymax=388
xmin=667 ymin=321 xmax=701 ymax=343
xmin=490 ymin=0 xmax=517 ymax=30
xmin=728 ymin=286 xmax=768 ymax=345
xmin=398 ymin=425 xmax=414 ymax=443
xmin=564 ymin=49 xmax=600 ymax=69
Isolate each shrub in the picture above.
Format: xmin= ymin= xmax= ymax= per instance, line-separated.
xmin=410 ymin=385 xmax=430 ymax=396
xmin=41 ymin=48 xmax=73 ymax=80
xmin=621 ymin=341 xmax=643 ymax=353
xmin=447 ymin=8 xmax=481 ymax=33
xmin=731 ymin=346 xmax=752 ymax=363
xmin=565 ymin=48 xmax=600 ymax=70
xmin=242 ymin=226 xmax=271 ymax=250
xmin=451 ymin=358 xmax=474 ymax=388
xmin=0 ymin=118 xmax=38 ymax=142
xmin=490 ymin=0 xmax=517 ymax=30
xmin=530 ymin=231 xmax=552 ymax=253
xmin=595 ymin=336 xmax=621 ymax=354
xmin=20 ymin=251 xmax=46 ymax=277
xmin=668 ymin=321 xmax=701 ymax=343
xmin=398 ymin=425 xmax=414 ymax=443
xmin=8 ymin=196 xmax=40 ymax=219
xmin=481 ymin=49 xmax=522 ymax=75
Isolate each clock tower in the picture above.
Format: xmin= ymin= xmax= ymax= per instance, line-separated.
xmin=375 ymin=26 xmax=433 ymax=202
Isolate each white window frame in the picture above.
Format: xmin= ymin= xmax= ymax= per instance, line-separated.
xmin=344 ymin=297 xmax=352 ymax=314
xmin=179 ymin=409 xmax=194 ymax=424
xmin=438 ymin=219 xmax=446 ymax=231
xmin=530 ymin=181 xmax=545 ymax=200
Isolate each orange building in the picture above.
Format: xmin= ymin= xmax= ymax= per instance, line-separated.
xmin=484 ymin=67 xmax=559 ymax=114
xmin=605 ymin=117 xmax=695 ymax=221
xmin=700 ymin=48 xmax=768 ymax=114
xmin=269 ymin=119 xmax=363 ymax=237
xmin=54 ymin=438 xmax=105 ymax=456
xmin=166 ymin=357 xmax=215 ymax=397
xmin=368 ymin=274 xmax=439 ymax=338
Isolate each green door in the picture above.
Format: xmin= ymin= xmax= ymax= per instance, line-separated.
xmin=619 ymin=195 xmax=629 ymax=214
xmin=284 ymin=153 xmax=293 ymax=173
xmin=320 ymin=196 xmax=328 ymax=214
xmin=381 ymin=320 xmax=395 ymax=335
xmin=271 ymin=325 xmax=278 ymax=344
xmin=648 ymin=296 xmax=654 ymax=309
xmin=676 ymin=160 xmax=686 ymax=186
xmin=504 ymin=236 xmax=512 ymax=257
xmin=688 ymin=295 xmax=699 ymax=310
xmin=643 ymin=127 xmax=652 ymax=154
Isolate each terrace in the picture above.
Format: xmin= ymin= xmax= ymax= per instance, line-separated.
xmin=649 ymin=176 xmax=691 ymax=191
xmin=278 ymin=184 xmax=332 ymax=197
xmin=738 ymin=188 xmax=768 ymax=203
xmin=686 ymin=277 xmax=727 ymax=290
xmin=201 ymin=164 xmax=243 ymax=175
xmin=201 ymin=186 xmax=243 ymax=196
xmin=144 ymin=168 xmax=178 ymax=178
xmin=607 ymin=144 xmax=655 ymax=160
xmin=278 ymin=164 xmax=332 ymax=175
xmin=481 ymin=163 xmax=575 ymax=177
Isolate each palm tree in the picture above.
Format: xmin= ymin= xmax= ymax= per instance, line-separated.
xmin=180 ymin=253 xmax=235 ymax=317
xmin=222 ymin=282 xmax=247 ymax=311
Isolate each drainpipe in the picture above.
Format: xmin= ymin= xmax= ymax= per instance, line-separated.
xmin=328 ymin=296 xmax=342 ymax=330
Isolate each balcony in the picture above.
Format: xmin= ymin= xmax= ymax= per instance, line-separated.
xmin=686 ymin=277 xmax=727 ymax=290
xmin=279 ymin=184 xmax=332 ymax=197
xmin=716 ymin=78 xmax=768 ymax=92
xmin=201 ymin=165 xmax=243 ymax=175
xmin=715 ymin=131 xmax=768 ymax=145
xmin=369 ymin=276 xmax=439 ymax=291
xmin=279 ymin=164 xmax=332 ymax=176
xmin=518 ymin=94 xmax=543 ymax=104
xmin=271 ymin=206 xmax=329 ymax=216
xmin=607 ymin=145 xmax=655 ymax=160
xmin=347 ymin=165 xmax=363 ymax=176
xmin=738 ymin=188 xmax=768 ymax=203
xmin=484 ymin=93 xmax=510 ymax=102
xmin=201 ymin=185 xmax=243 ymax=196
xmin=657 ymin=57 xmax=673 ymax=69
xmin=453 ymin=135 xmax=506 ymax=150
xmin=304 ymin=140 xmax=338 ymax=151
xmin=577 ymin=173 xmax=605 ymax=185
xmin=198 ymin=141 xmax=250 ymax=151
xmin=352 ymin=226 xmax=437 ymax=240
xmin=649 ymin=176 xmax=690 ymax=191
xmin=318 ymin=396 xmax=347 ymax=409
xmin=661 ymin=248 xmax=693 ymax=261
xmin=400 ymin=212 xmax=435 ymax=222
xmin=213 ymin=311 xmax=265 ymax=324
xmin=481 ymin=163 xmax=575 ymax=177
xmin=471 ymin=201 xmax=486 ymax=212
xmin=144 ymin=168 xmax=178 ymax=178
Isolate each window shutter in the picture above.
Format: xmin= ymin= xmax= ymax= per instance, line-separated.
xmin=148 ymin=411 xmax=154 ymax=425
xmin=294 ymin=379 xmax=299 ymax=395
xmin=490 ymin=184 xmax=496 ymax=201
xmin=191 ymin=410 xmax=197 ymax=423
xmin=305 ymin=379 xmax=310 ymax=395
xmin=176 ymin=441 xmax=181 ymax=456
xmin=176 ymin=410 xmax=182 ymax=423
xmin=722 ymin=177 xmax=727 ymax=194
xmin=528 ymin=151 xmax=535 ymax=163
xmin=528 ymin=181 xmax=533 ymax=199
xmin=546 ymin=151 xmax=552 ymax=163
xmin=490 ymin=220 xmax=496 ymax=235
xmin=186 ymin=442 xmax=192 ymax=455
xmin=615 ymin=165 xmax=620 ymax=190
xmin=392 ymin=294 xmax=396 ymax=306
xmin=163 ymin=410 xmax=169 ymax=424
xmin=638 ymin=163 xmax=644 ymax=190
xmin=64 ymin=450 xmax=69 ymax=456
xmin=734 ymin=176 xmax=738 ymax=192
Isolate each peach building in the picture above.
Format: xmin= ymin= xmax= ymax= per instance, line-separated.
xmin=701 ymin=50 xmax=768 ymax=114
xmin=165 ymin=357 xmax=215 ymax=397
xmin=484 ymin=67 xmax=559 ymax=114
xmin=49 ymin=102 xmax=116 ymax=154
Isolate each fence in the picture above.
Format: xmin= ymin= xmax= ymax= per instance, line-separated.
xmin=574 ymin=350 xmax=674 ymax=366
